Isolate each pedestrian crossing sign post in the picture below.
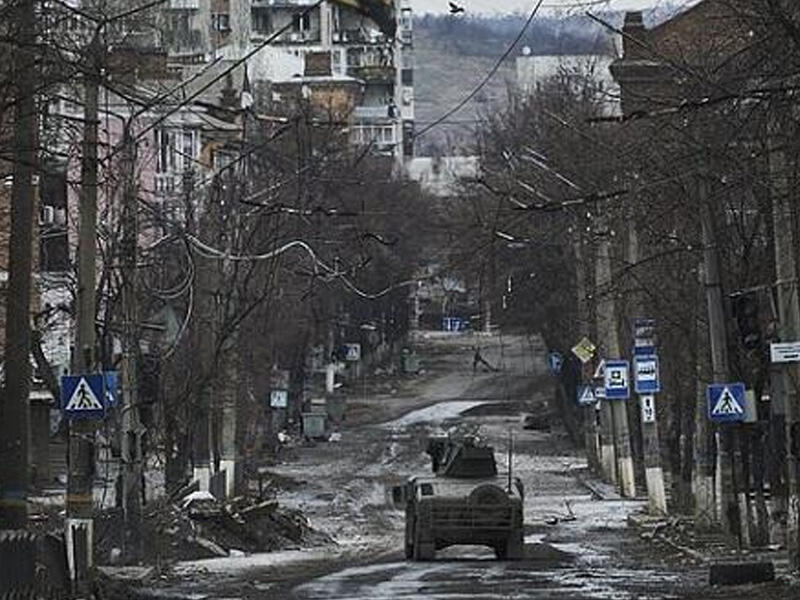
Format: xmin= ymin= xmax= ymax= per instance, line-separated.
xmin=61 ymin=373 xmax=106 ymax=420
xmin=707 ymin=383 xmax=746 ymax=423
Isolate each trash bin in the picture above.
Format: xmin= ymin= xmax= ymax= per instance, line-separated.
xmin=302 ymin=412 xmax=327 ymax=439
xmin=403 ymin=353 xmax=420 ymax=374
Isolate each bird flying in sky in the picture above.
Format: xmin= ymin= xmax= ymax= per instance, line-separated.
xmin=449 ymin=2 xmax=465 ymax=14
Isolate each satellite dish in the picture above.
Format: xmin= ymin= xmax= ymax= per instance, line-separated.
xmin=522 ymin=46 xmax=531 ymax=56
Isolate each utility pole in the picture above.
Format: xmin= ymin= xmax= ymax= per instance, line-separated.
xmin=66 ymin=34 xmax=100 ymax=589
xmin=595 ymin=227 xmax=616 ymax=485
xmin=768 ymin=124 xmax=800 ymax=570
xmin=120 ymin=125 xmax=143 ymax=561
xmin=693 ymin=262 xmax=716 ymax=527
xmin=572 ymin=223 xmax=599 ymax=471
xmin=0 ymin=0 xmax=37 ymax=531
xmin=191 ymin=174 xmax=213 ymax=492
xmin=595 ymin=215 xmax=636 ymax=497
xmin=628 ymin=222 xmax=667 ymax=514
xmin=698 ymin=183 xmax=737 ymax=537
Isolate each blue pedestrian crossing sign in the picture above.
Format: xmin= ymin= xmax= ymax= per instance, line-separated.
xmin=61 ymin=373 xmax=106 ymax=420
xmin=707 ymin=383 xmax=746 ymax=423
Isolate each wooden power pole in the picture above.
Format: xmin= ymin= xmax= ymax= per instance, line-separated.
xmin=0 ymin=0 xmax=37 ymax=531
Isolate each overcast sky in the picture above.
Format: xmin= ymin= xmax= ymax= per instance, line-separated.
xmin=409 ymin=0 xmax=699 ymax=17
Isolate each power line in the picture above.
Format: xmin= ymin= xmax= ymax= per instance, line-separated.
xmin=413 ymin=0 xmax=545 ymax=140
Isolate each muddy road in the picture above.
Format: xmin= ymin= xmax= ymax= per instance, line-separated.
xmin=151 ymin=332 xmax=798 ymax=600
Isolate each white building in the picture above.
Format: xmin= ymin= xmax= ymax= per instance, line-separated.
xmin=515 ymin=52 xmax=621 ymax=117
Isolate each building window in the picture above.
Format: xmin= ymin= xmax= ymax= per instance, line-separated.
xmin=182 ymin=130 xmax=197 ymax=170
xmin=213 ymin=13 xmax=230 ymax=32
xmin=156 ymin=128 xmax=198 ymax=174
xmin=293 ymin=12 xmax=311 ymax=32
xmin=252 ymin=9 xmax=270 ymax=34
xmin=156 ymin=129 xmax=176 ymax=174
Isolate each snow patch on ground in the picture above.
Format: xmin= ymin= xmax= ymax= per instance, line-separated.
xmin=382 ymin=400 xmax=487 ymax=428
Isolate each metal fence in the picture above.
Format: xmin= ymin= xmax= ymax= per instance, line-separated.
xmin=0 ymin=531 xmax=67 ymax=600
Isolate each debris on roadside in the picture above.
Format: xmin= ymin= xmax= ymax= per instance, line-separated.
xmin=89 ymin=490 xmax=332 ymax=566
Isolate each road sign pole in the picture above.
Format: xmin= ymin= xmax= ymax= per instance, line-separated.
xmin=639 ymin=393 xmax=666 ymax=515
xmin=631 ymin=317 xmax=667 ymax=516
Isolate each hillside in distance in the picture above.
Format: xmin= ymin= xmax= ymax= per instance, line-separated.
xmin=411 ymin=4 xmax=691 ymax=155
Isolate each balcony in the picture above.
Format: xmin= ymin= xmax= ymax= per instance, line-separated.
xmin=251 ymin=0 xmax=318 ymax=5
xmin=353 ymin=105 xmax=393 ymax=120
xmin=349 ymin=64 xmax=394 ymax=83
xmin=273 ymin=29 xmax=321 ymax=44
xmin=334 ymin=28 xmax=388 ymax=45
xmin=154 ymin=173 xmax=180 ymax=196
xmin=169 ymin=0 xmax=199 ymax=8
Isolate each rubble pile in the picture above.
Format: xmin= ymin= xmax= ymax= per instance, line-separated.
xmin=95 ymin=491 xmax=331 ymax=564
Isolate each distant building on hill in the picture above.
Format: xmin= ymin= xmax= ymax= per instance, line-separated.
xmin=515 ymin=50 xmax=621 ymax=118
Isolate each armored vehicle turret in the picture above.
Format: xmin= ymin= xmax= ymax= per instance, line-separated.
xmin=393 ymin=430 xmax=524 ymax=561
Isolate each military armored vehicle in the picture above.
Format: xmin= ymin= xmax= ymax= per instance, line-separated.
xmin=392 ymin=431 xmax=524 ymax=561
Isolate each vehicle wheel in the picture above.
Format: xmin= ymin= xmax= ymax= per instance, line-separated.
xmin=413 ymin=525 xmax=435 ymax=561
xmin=504 ymin=532 xmax=524 ymax=561
xmin=405 ymin=513 xmax=415 ymax=560
xmin=414 ymin=541 xmax=435 ymax=561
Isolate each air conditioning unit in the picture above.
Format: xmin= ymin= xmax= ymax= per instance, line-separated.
xmin=289 ymin=32 xmax=300 ymax=42
xmin=333 ymin=31 xmax=341 ymax=42
xmin=54 ymin=208 xmax=67 ymax=227
xmin=39 ymin=205 xmax=55 ymax=226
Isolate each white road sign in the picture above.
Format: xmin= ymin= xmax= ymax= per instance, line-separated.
xmin=639 ymin=395 xmax=656 ymax=424
xmin=770 ymin=341 xmax=800 ymax=364
xmin=593 ymin=359 xmax=606 ymax=380
xmin=270 ymin=389 xmax=288 ymax=408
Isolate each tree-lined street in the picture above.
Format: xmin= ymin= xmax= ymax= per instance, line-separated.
xmin=3 ymin=1 xmax=800 ymax=598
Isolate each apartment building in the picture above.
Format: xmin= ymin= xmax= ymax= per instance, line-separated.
xmin=162 ymin=0 xmax=415 ymax=161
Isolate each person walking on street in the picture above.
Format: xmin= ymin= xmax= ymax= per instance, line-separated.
xmin=472 ymin=346 xmax=497 ymax=373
